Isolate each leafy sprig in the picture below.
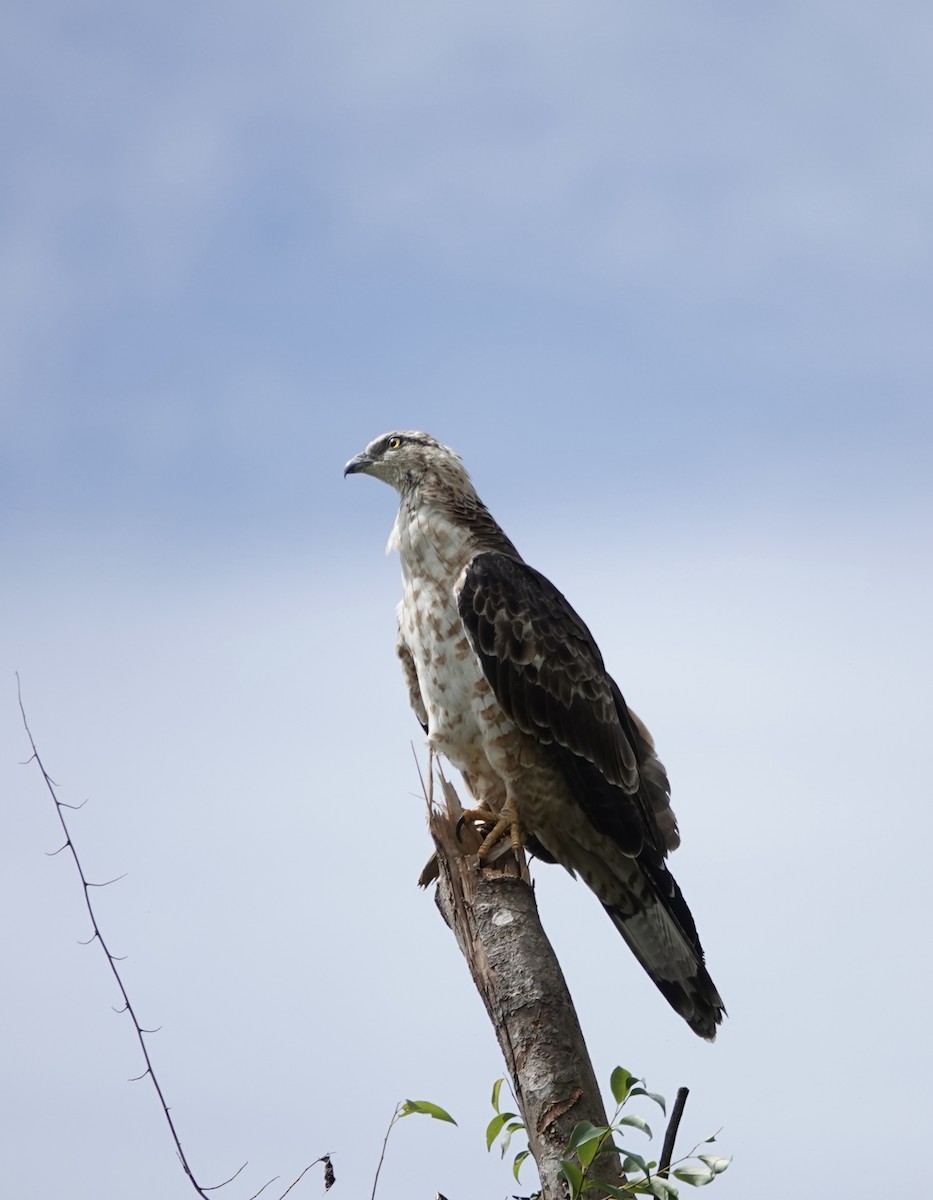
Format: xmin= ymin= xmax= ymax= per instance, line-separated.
xmin=370 ymin=1098 xmax=457 ymax=1199
xmin=560 ymin=1067 xmax=730 ymax=1199
xmin=485 ymin=1077 xmax=531 ymax=1182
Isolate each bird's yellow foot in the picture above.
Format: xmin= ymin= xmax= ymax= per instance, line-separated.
xmin=457 ymin=798 xmax=524 ymax=862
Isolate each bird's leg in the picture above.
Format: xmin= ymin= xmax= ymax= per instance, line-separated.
xmin=459 ymin=797 xmax=524 ymax=862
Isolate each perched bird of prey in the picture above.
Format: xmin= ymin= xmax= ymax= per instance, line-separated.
xmin=345 ymin=431 xmax=724 ymax=1039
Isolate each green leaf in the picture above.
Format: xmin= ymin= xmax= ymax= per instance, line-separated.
xmin=610 ymin=1067 xmax=636 ymax=1106
xmin=697 ymin=1155 xmax=731 ymax=1175
xmin=485 ymin=1111 xmax=517 ymax=1150
xmin=561 ymin=1159 xmax=585 ymax=1200
xmin=648 ymin=1178 xmax=680 ymax=1198
xmin=500 ymin=1120 xmax=526 ymax=1158
xmin=616 ymin=1114 xmax=652 ymax=1138
xmin=567 ymin=1121 xmax=609 ymax=1153
xmin=621 ymin=1152 xmax=650 ymax=1176
xmin=512 ymin=1149 xmax=531 ymax=1182
xmin=576 ymin=1136 xmax=602 ymax=1169
xmin=630 ymin=1087 xmax=667 ymax=1116
xmin=491 ymin=1077 xmax=504 ymax=1114
xmin=400 ymin=1099 xmax=457 ymax=1125
xmin=672 ymin=1165 xmax=714 ymax=1186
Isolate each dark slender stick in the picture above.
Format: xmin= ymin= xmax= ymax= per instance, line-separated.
xmin=658 ymin=1086 xmax=689 ymax=1177
xmin=278 ymin=1155 xmax=334 ymax=1199
xmin=20 ymin=675 xmax=337 ymax=1200
xmin=370 ymin=1106 xmax=402 ymax=1200
xmin=16 ymin=675 xmax=234 ymax=1197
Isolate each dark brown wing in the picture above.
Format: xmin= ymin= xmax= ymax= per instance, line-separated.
xmin=457 ymin=551 xmax=723 ymax=1038
xmin=457 ymin=551 xmax=670 ymax=857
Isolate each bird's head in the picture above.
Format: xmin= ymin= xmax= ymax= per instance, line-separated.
xmin=344 ymin=431 xmax=471 ymax=496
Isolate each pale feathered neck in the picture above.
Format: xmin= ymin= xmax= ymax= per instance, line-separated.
xmin=386 ymin=474 xmax=521 ymax=560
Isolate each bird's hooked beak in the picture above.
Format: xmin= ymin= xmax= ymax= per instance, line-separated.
xmin=344 ymin=451 xmax=374 ymax=477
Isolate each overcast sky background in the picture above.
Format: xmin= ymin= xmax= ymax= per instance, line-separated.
xmin=3 ymin=1 xmax=932 ymax=1198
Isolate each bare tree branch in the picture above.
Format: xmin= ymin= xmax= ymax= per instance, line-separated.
xmin=425 ymin=762 xmax=623 ymax=1200
xmin=658 ymin=1086 xmax=689 ymax=1177
xmin=370 ymin=1105 xmax=403 ymax=1200
xmin=16 ymin=675 xmax=240 ymax=1197
xmin=17 ymin=674 xmax=329 ymax=1200
xmin=277 ymin=1154 xmax=334 ymax=1199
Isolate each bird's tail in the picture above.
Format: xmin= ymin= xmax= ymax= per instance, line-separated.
xmin=529 ymin=745 xmax=724 ymax=1037
xmin=603 ymin=861 xmax=725 ymax=1040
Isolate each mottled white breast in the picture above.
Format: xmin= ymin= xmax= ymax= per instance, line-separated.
xmin=391 ymin=494 xmax=598 ymax=858
xmin=392 ymin=501 xmax=513 ymax=794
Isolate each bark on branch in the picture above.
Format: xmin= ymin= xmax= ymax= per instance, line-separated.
xmin=425 ymin=766 xmax=623 ymax=1199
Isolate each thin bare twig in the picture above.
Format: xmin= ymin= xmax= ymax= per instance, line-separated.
xmin=17 ymin=674 xmax=243 ymax=1198
xmin=201 ymin=1162 xmax=249 ymax=1191
xmin=658 ymin=1086 xmax=690 ymax=1177
xmin=369 ymin=1104 xmax=400 ymax=1200
xmin=245 ymin=1177 xmax=280 ymax=1200
xmin=19 ymin=674 xmax=334 ymax=1200
xmin=278 ymin=1154 xmax=334 ymax=1198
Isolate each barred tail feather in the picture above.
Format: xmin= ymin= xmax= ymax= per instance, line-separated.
xmin=604 ymin=897 xmax=724 ymax=1040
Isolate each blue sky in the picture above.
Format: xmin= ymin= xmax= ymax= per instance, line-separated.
xmin=3 ymin=2 xmax=932 ymax=1198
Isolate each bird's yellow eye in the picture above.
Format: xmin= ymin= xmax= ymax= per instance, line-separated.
xmin=387 ymin=436 xmax=402 ymax=450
